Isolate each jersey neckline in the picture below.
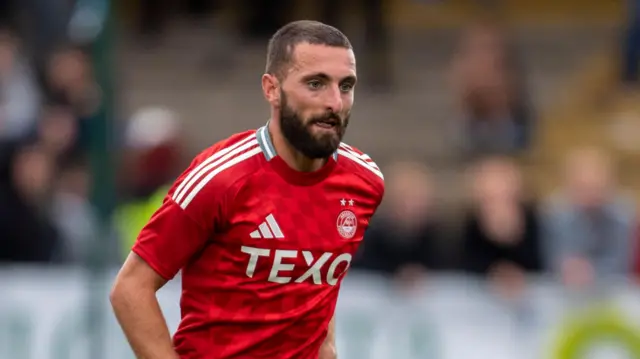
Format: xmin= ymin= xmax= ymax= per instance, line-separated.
xmin=269 ymin=156 xmax=336 ymax=185
xmin=256 ymin=124 xmax=337 ymax=186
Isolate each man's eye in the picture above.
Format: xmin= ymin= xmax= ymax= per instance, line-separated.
xmin=307 ymin=80 xmax=322 ymax=90
xmin=340 ymin=83 xmax=354 ymax=92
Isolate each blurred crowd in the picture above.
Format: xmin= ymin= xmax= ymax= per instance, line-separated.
xmin=0 ymin=21 xmax=102 ymax=263
xmin=2 ymin=0 xmax=640 ymax=305
xmin=352 ymin=150 xmax=638 ymax=301
xmin=450 ymin=19 xmax=533 ymax=155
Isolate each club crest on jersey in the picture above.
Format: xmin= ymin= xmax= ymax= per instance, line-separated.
xmin=336 ymin=210 xmax=357 ymax=239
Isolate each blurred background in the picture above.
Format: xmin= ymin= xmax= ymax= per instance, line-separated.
xmin=3 ymin=0 xmax=640 ymax=358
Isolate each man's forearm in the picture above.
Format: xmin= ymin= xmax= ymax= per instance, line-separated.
xmin=110 ymin=286 xmax=179 ymax=359
xmin=320 ymin=317 xmax=337 ymax=359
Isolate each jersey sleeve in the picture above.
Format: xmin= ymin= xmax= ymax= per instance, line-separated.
xmin=131 ymin=154 xmax=231 ymax=281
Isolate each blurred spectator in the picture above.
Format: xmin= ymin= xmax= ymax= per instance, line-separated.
xmin=0 ymin=0 xmax=71 ymax=76
xmin=0 ymin=141 xmax=60 ymax=263
xmin=45 ymin=47 xmax=99 ymax=152
xmin=0 ymin=27 xmax=102 ymax=264
xmin=120 ymin=107 xmax=182 ymax=199
xmin=50 ymin=153 xmax=99 ymax=263
xmin=352 ymin=161 xmax=444 ymax=288
xmin=460 ymin=156 xmax=542 ymax=300
xmin=114 ymin=107 xmax=183 ymax=259
xmin=0 ymin=29 xmax=41 ymax=141
xmin=36 ymin=103 xmax=80 ymax=157
xmin=543 ymin=147 xmax=635 ymax=289
xmin=46 ymin=47 xmax=100 ymax=119
xmin=450 ymin=19 xmax=533 ymax=155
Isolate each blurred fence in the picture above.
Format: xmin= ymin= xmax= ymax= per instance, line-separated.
xmin=1 ymin=269 xmax=639 ymax=359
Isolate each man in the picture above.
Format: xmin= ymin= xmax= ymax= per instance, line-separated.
xmin=110 ymin=20 xmax=385 ymax=359
xmin=543 ymin=147 xmax=634 ymax=289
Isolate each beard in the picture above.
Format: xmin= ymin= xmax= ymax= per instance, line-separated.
xmin=279 ymin=91 xmax=349 ymax=159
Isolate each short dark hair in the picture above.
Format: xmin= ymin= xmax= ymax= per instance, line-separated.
xmin=265 ymin=20 xmax=352 ymax=79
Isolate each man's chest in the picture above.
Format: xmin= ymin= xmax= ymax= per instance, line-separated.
xmin=228 ymin=179 xmax=375 ymax=245
xmin=218 ymin=182 xmax=376 ymax=285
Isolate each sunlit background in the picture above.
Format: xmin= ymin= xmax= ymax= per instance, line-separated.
xmin=2 ymin=0 xmax=640 ymax=358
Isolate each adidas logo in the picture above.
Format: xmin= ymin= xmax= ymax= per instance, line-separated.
xmin=250 ymin=214 xmax=284 ymax=239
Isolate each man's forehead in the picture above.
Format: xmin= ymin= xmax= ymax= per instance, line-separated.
xmin=288 ymin=42 xmax=356 ymax=75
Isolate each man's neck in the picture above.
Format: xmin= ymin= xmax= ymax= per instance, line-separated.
xmin=267 ymin=120 xmax=327 ymax=172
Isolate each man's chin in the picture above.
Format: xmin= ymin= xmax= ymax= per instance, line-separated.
xmin=302 ymin=140 xmax=340 ymax=159
xmin=314 ymin=136 xmax=341 ymax=152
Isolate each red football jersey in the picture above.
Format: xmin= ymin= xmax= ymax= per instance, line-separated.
xmin=132 ymin=124 xmax=384 ymax=359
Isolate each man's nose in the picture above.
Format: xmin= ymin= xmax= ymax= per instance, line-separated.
xmin=324 ymin=86 xmax=343 ymax=113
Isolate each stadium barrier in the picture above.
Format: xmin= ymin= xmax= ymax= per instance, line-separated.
xmin=1 ymin=268 xmax=638 ymax=359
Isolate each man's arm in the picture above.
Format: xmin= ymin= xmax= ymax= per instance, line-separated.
xmin=110 ymin=142 xmax=239 ymax=358
xmin=110 ymin=253 xmax=179 ymax=359
xmin=110 ymin=192 xmax=217 ymax=358
xmin=319 ymin=316 xmax=337 ymax=359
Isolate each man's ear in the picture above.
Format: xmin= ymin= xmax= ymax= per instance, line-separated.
xmin=261 ymin=73 xmax=281 ymax=107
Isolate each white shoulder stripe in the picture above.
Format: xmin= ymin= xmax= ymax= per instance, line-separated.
xmin=178 ymin=146 xmax=262 ymax=209
xmin=358 ymin=153 xmax=375 ymax=163
xmin=338 ymin=143 xmax=380 ymax=170
xmin=339 ymin=142 xmax=353 ymax=150
xmin=337 ymin=149 xmax=384 ymax=180
xmin=173 ymin=133 xmax=257 ymax=203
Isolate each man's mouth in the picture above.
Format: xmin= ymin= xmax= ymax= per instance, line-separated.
xmin=312 ymin=118 xmax=339 ymax=129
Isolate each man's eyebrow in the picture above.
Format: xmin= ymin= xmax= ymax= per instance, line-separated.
xmin=300 ymin=73 xmax=357 ymax=83
xmin=340 ymin=75 xmax=357 ymax=83
xmin=300 ymin=73 xmax=331 ymax=81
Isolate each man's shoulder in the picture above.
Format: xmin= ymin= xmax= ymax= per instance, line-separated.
xmin=170 ymin=129 xmax=265 ymax=210
xmin=335 ymin=142 xmax=384 ymax=201
xmin=193 ymin=129 xmax=261 ymax=163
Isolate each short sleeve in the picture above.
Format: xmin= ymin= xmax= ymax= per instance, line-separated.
xmin=132 ymin=197 xmax=212 ymax=280
xmin=131 ymin=156 xmax=229 ymax=280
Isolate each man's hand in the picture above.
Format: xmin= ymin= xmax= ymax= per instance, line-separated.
xmin=318 ymin=342 xmax=337 ymax=359
xmin=319 ymin=316 xmax=337 ymax=359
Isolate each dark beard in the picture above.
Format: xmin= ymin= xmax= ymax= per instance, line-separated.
xmin=279 ymin=91 xmax=349 ymax=159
